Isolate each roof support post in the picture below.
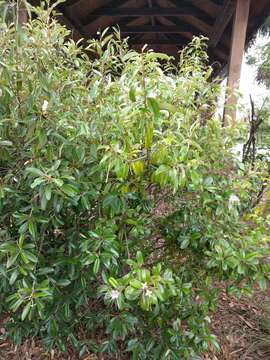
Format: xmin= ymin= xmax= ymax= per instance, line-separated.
xmin=17 ymin=0 xmax=28 ymax=25
xmin=223 ymin=0 xmax=250 ymax=126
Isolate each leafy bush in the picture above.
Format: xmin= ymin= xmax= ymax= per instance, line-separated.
xmin=0 ymin=3 xmax=270 ymax=359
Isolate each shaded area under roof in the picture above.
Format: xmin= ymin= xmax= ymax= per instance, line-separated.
xmin=31 ymin=0 xmax=270 ymax=74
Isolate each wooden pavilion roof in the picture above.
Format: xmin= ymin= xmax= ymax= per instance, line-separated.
xmin=52 ymin=0 xmax=269 ymax=71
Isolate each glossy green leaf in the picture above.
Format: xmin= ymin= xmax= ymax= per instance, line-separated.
xmin=21 ymin=302 xmax=31 ymax=321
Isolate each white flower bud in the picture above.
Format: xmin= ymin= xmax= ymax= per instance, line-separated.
xmin=142 ymin=283 xmax=148 ymax=291
xmin=111 ymin=290 xmax=120 ymax=300
xmin=42 ymin=100 xmax=48 ymax=112
xmin=228 ymin=194 xmax=240 ymax=210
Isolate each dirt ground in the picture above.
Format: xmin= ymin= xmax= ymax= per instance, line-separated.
xmin=203 ymin=284 xmax=270 ymax=360
xmin=1 ymin=283 xmax=270 ymax=360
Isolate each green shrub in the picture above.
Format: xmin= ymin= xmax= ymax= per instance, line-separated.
xmin=0 ymin=3 xmax=269 ymax=359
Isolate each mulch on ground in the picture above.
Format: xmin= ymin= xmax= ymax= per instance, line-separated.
xmin=203 ymin=284 xmax=270 ymax=360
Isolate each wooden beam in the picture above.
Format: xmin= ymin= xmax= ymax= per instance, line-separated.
xmin=190 ymin=0 xmax=221 ymax=17
xmin=157 ymin=2 xmax=230 ymax=46
xmin=121 ymin=25 xmax=194 ymax=34
xmin=82 ymin=7 xmax=206 ymax=20
xmin=163 ymin=0 xmax=215 ymax=21
xmin=155 ymin=0 xmax=219 ymax=18
xmin=57 ymin=13 xmax=83 ymax=41
xmin=89 ymin=25 xmax=194 ymax=35
xmin=58 ymin=5 xmax=87 ymax=39
xmin=158 ymin=12 xmax=231 ymax=54
xmin=161 ymin=14 xmax=210 ymax=36
xmin=18 ymin=0 xmax=27 ymax=25
xmin=129 ymin=38 xmax=185 ymax=45
xmin=209 ymin=0 xmax=235 ymax=47
xmin=147 ymin=0 xmax=155 ymax=29
xmin=81 ymin=0 xmax=131 ymax=25
xmin=64 ymin=0 xmax=82 ymax=6
xmin=223 ymin=0 xmax=251 ymax=126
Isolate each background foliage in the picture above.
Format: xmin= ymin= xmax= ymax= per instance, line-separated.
xmin=246 ymin=18 xmax=270 ymax=163
xmin=0 ymin=2 xmax=269 ymax=359
xmin=248 ymin=16 xmax=270 ymax=89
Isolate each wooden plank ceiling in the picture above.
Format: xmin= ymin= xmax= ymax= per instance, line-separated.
xmin=55 ymin=0 xmax=270 ymax=72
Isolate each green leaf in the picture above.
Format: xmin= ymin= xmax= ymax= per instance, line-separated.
xmin=129 ymin=87 xmax=136 ymax=102
xmin=24 ymin=251 xmax=38 ymax=263
xmin=144 ymin=124 xmax=153 ymax=149
xmin=20 ymin=251 xmax=31 ymax=264
xmin=128 ymin=338 xmax=140 ymax=351
xmin=130 ymin=279 xmax=142 ymax=289
xmin=7 ymin=254 xmax=19 ymax=268
xmin=57 ymin=279 xmax=71 ymax=287
xmin=115 ymin=161 xmax=129 ymax=180
xmin=139 ymin=269 xmax=151 ymax=283
xmin=31 ymin=177 xmax=45 ymax=189
xmin=10 ymin=298 xmax=24 ymax=312
xmin=38 ymin=267 xmax=54 ymax=275
xmin=125 ymin=286 xmax=141 ymax=301
xmin=53 ymin=178 xmax=64 ymax=187
xmin=109 ymin=277 xmax=119 ymax=289
xmin=190 ymin=170 xmax=201 ymax=186
xmin=159 ymin=101 xmax=177 ymax=113
xmin=25 ymin=167 xmax=44 ymax=177
xmin=28 ymin=220 xmax=37 ymax=238
xmin=9 ymin=270 xmax=19 ymax=285
xmin=102 ymin=195 xmax=122 ymax=215
xmin=40 ymin=193 xmax=47 ymax=210
xmin=21 ymin=302 xmax=31 ymax=321
xmin=81 ymin=195 xmax=90 ymax=210
xmin=259 ymin=278 xmax=267 ymax=290
xmin=147 ymin=97 xmax=160 ymax=118
xmin=45 ymin=185 xmax=52 ymax=201
xmin=179 ymin=237 xmax=190 ymax=249
xmin=132 ymin=161 xmax=144 ymax=176
xmin=0 ymin=140 xmax=13 ymax=146
xmin=136 ymin=251 xmax=144 ymax=266
xmin=61 ymin=184 xmax=79 ymax=197
xmin=93 ymin=258 xmax=100 ymax=275
xmin=116 ymin=293 xmax=125 ymax=310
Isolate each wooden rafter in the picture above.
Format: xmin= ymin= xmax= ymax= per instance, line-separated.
xmin=58 ymin=5 xmax=87 ymax=39
xmin=92 ymin=25 xmax=194 ymax=34
xmin=81 ymin=0 xmax=131 ymax=26
xmin=190 ymin=0 xmax=221 ymax=17
xmin=153 ymin=19 xmax=192 ymax=42
xmin=85 ymin=15 xmax=147 ymax=37
xmin=82 ymin=7 xmax=207 ymax=18
xmin=157 ymin=13 xmax=216 ymax=52
xmin=162 ymin=1 xmax=215 ymax=40
xmin=163 ymin=14 xmax=210 ymax=36
xmin=64 ymin=0 xmax=81 ymax=7
xmin=57 ymin=14 xmax=82 ymax=41
xmin=209 ymin=0 xmax=235 ymax=47
xmin=46 ymin=0 xmax=270 ymax=79
xmin=162 ymin=0 xmax=214 ymax=20
xmin=158 ymin=6 xmax=231 ymax=50
xmin=129 ymin=38 xmax=185 ymax=45
xmin=155 ymin=0 xmax=220 ymax=18
xmin=148 ymin=0 xmax=155 ymax=27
